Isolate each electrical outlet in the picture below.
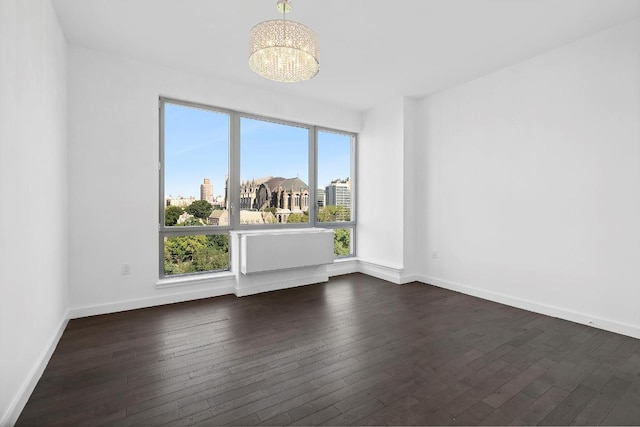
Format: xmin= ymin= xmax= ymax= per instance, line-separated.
xmin=121 ymin=263 xmax=130 ymax=275
xmin=431 ymin=251 xmax=438 ymax=259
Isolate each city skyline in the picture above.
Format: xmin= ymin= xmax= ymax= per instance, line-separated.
xmin=165 ymin=175 xmax=351 ymax=200
xmin=164 ymin=103 xmax=352 ymax=199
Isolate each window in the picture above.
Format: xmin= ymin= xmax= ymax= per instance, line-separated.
xmin=160 ymin=102 xmax=230 ymax=277
xmin=159 ymin=98 xmax=356 ymax=277
xmin=240 ymin=117 xmax=310 ymax=224
xmin=317 ymin=130 xmax=356 ymax=256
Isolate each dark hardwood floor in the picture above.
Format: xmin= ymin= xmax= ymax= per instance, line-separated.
xmin=16 ymin=273 xmax=640 ymax=426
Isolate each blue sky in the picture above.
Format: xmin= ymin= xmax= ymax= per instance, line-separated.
xmin=164 ymin=103 xmax=351 ymax=200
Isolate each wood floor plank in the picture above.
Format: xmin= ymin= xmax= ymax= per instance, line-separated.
xmin=510 ymin=386 xmax=570 ymax=425
xmin=570 ymin=375 xmax=632 ymax=425
xmin=481 ymin=358 xmax=553 ymax=409
xmin=480 ymin=391 xmax=536 ymax=425
xmin=15 ymin=273 xmax=640 ymax=426
xmin=600 ymin=381 xmax=640 ymax=425
xmin=450 ymin=402 xmax=494 ymax=426
xmin=539 ymin=384 xmax=598 ymax=425
xmin=321 ymin=399 xmax=385 ymax=426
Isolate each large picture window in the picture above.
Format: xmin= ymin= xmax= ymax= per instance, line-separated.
xmin=159 ymin=98 xmax=356 ymax=278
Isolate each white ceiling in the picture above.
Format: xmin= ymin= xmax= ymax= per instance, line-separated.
xmin=51 ymin=0 xmax=640 ymax=112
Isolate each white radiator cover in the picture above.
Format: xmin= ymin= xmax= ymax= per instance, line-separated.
xmin=240 ymin=228 xmax=335 ymax=274
xmin=230 ymin=228 xmax=335 ymax=297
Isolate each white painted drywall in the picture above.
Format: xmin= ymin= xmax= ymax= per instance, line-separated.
xmin=402 ymin=97 xmax=425 ymax=279
xmin=418 ymin=19 xmax=640 ymax=335
xmin=358 ymin=97 xmax=406 ymax=270
xmin=0 ymin=0 xmax=69 ymax=424
xmin=66 ymin=46 xmax=362 ymax=314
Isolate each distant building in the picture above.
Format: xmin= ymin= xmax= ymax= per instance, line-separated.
xmin=200 ymin=178 xmax=213 ymax=204
xmin=240 ymin=210 xmax=276 ymax=225
xmin=208 ymin=209 xmax=226 ymax=226
xmin=316 ymin=188 xmax=325 ymax=207
xmin=212 ymin=195 xmax=226 ymax=209
xmin=208 ymin=209 xmax=277 ymax=226
xmin=239 ymin=176 xmax=309 ymax=223
xmin=166 ymin=195 xmax=196 ymax=207
xmin=176 ymin=212 xmax=194 ymax=224
xmin=239 ymin=176 xmax=273 ymax=211
xmin=325 ymin=178 xmax=351 ymax=209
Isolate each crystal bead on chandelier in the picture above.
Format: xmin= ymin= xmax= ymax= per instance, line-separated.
xmin=249 ymin=0 xmax=319 ymax=82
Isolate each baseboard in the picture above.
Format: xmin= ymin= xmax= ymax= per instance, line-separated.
xmin=358 ymin=260 xmax=406 ymax=284
xmin=327 ymin=258 xmax=360 ymax=277
xmin=329 ymin=259 xmax=420 ymax=284
xmin=419 ymin=275 xmax=640 ymax=340
xmin=68 ymin=283 xmax=235 ymax=319
xmin=235 ymin=274 xmax=329 ymax=297
xmin=1 ymin=311 xmax=69 ymax=427
xmin=398 ymin=273 xmax=424 ymax=284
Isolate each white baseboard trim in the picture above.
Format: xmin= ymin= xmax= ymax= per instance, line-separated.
xmin=398 ymin=273 xmax=424 ymax=284
xmin=327 ymin=259 xmax=360 ymax=277
xmin=358 ymin=260 xmax=406 ymax=284
xmin=235 ymin=274 xmax=329 ymax=297
xmin=419 ymin=275 xmax=640 ymax=340
xmin=2 ymin=311 xmax=69 ymax=427
xmin=68 ymin=283 xmax=235 ymax=319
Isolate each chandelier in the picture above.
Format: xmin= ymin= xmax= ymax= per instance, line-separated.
xmin=248 ymin=0 xmax=319 ymax=83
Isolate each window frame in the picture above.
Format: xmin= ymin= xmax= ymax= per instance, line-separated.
xmin=234 ymin=113 xmax=316 ymax=229
xmin=159 ymin=97 xmax=357 ymax=278
xmin=315 ymin=127 xmax=358 ymax=259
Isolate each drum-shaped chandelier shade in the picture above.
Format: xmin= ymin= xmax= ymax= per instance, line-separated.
xmin=249 ymin=0 xmax=319 ymax=82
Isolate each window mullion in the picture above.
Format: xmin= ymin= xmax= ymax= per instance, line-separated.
xmin=309 ymin=126 xmax=317 ymax=226
xmin=350 ymin=134 xmax=357 ymax=228
xmin=158 ymin=100 xmax=166 ymax=278
xmin=230 ymin=112 xmax=241 ymax=230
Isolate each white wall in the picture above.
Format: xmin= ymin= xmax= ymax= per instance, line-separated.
xmin=358 ymin=98 xmax=406 ymax=272
xmin=67 ymin=46 xmax=362 ymax=315
xmin=402 ymin=97 xmax=425 ymax=279
xmin=0 ymin=0 xmax=68 ymax=425
xmin=418 ymin=19 xmax=640 ymax=337
xmin=356 ymin=96 xmax=425 ymax=282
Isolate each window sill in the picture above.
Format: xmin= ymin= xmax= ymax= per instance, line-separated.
xmin=334 ymin=256 xmax=357 ymax=263
xmin=156 ymin=271 xmax=235 ymax=289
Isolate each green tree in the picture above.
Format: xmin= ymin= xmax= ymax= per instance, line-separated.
xmin=286 ymin=212 xmax=309 ymax=223
xmin=334 ymin=228 xmax=351 ymax=256
xmin=318 ymin=206 xmax=350 ymax=222
xmin=165 ymin=205 xmax=184 ymax=226
xmin=192 ymin=246 xmax=229 ymax=271
xmin=164 ymin=234 xmax=229 ymax=275
xmin=263 ymin=207 xmax=277 ymax=214
xmin=185 ymin=200 xmax=214 ymax=220
xmin=164 ymin=235 xmax=208 ymax=274
xmin=207 ymin=234 xmax=229 ymax=252
xmin=183 ymin=217 xmax=206 ymax=226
